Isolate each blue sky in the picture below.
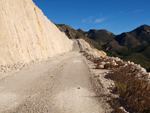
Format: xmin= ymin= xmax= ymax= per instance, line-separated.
xmin=33 ymin=0 xmax=150 ymax=35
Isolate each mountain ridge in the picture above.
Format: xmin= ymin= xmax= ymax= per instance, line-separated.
xmin=56 ymin=24 xmax=150 ymax=71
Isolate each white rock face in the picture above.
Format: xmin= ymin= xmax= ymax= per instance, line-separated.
xmin=0 ymin=0 xmax=72 ymax=65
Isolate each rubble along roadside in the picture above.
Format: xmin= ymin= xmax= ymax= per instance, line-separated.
xmin=78 ymin=39 xmax=150 ymax=113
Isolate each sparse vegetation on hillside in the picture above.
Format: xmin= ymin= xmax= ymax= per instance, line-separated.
xmin=56 ymin=24 xmax=150 ymax=72
xmin=87 ymin=29 xmax=116 ymax=44
xmin=123 ymin=53 xmax=150 ymax=70
xmin=143 ymin=45 xmax=150 ymax=60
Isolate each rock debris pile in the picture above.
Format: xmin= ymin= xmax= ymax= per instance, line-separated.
xmin=77 ymin=39 xmax=106 ymax=58
xmin=0 ymin=58 xmax=49 ymax=75
xmin=78 ymin=39 xmax=150 ymax=113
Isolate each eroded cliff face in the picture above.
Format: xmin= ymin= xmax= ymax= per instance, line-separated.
xmin=0 ymin=0 xmax=72 ymax=65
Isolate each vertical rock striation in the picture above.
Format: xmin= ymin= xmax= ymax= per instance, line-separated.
xmin=0 ymin=0 xmax=72 ymax=66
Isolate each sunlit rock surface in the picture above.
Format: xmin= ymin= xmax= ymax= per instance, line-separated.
xmin=0 ymin=0 xmax=72 ymax=65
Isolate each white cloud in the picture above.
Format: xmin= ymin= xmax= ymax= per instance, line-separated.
xmin=82 ymin=19 xmax=86 ymax=23
xmin=82 ymin=16 xmax=94 ymax=23
xmin=82 ymin=16 xmax=107 ymax=24
xmin=99 ymin=14 xmax=103 ymax=16
xmin=118 ymin=11 xmax=123 ymax=14
xmin=134 ymin=9 xmax=144 ymax=13
xmin=95 ymin=18 xmax=105 ymax=23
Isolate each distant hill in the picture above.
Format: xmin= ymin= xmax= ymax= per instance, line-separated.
xmin=115 ymin=33 xmax=141 ymax=47
xmin=142 ymin=45 xmax=150 ymax=60
xmin=56 ymin=24 xmax=101 ymax=49
xmin=115 ymin=25 xmax=150 ymax=47
xmin=129 ymin=25 xmax=150 ymax=43
xmin=56 ymin=24 xmax=79 ymax=39
xmin=56 ymin=24 xmax=150 ymax=71
xmin=87 ymin=29 xmax=116 ymax=45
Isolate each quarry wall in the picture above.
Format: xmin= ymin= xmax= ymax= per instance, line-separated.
xmin=0 ymin=0 xmax=72 ymax=66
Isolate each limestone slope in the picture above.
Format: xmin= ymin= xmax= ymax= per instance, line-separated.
xmin=0 ymin=0 xmax=72 ymax=65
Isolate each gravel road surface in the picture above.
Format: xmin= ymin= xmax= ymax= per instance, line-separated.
xmin=0 ymin=40 xmax=105 ymax=113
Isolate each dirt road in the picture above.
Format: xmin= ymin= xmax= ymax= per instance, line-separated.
xmin=0 ymin=40 xmax=105 ymax=113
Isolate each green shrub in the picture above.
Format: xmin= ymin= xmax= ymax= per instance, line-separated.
xmin=115 ymin=81 xmax=132 ymax=96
